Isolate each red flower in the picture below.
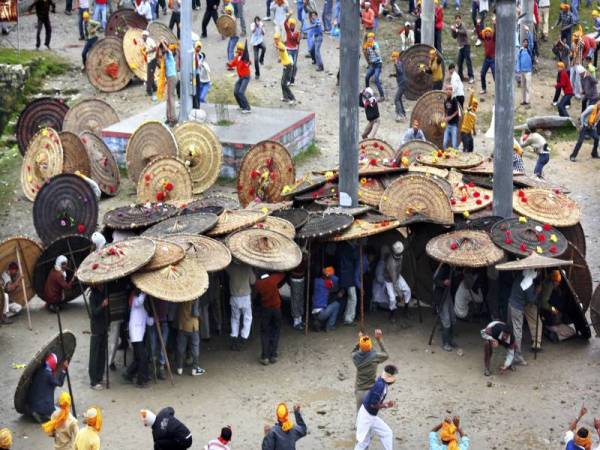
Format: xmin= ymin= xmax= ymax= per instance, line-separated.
xmin=504 ymin=237 xmax=513 ymax=244
xmin=450 ymin=242 xmax=458 ymax=250
xmin=324 ymin=279 xmax=334 ymax=289
xmin=553 ymin=188 xmax=561 ymax=195
xmin=92 ymin=263 xmax=99 ymax=270
xmin=156 ymin=191 xmax=166 ymax=202
xmin=108 ymin=247 xmax=117 ymax=256
xmin=109 ymin=186 xmax=115 ymax=194
xmin=483 ymin=194 xmax=490 ymax=200
xmin=77 ymin=224 xmax=86 ymax=234
xmin=265 ymin=158 xmax=274 ymax=169
xmin=144 ymin=174 xmax=151 ymax=182
xmin=460 ymin=196 xmax=467 ymax=203
xmin=250 ymin=170 xmax=260 ymax=179
xmin=473 ymin=191 xmax=480 ymax=198
xmin=437 ymin=151 xmax=443 ymax=157
xmin=521 ymin=197 xmax=528 ymax=203
xmin=450 ymin=198 xmax=456 ymax=205
xmin=164 ymin=182 xmax=174 ymax=191
xmin=543 ymin=224 xmax=551 ymax=231
xmin=311 ymin=192 xmax=318 ymax=199
xmin=468 ymin=182 xmax=475 ymax=188
xmin=519 ymin=243 xmax=527 ymax=252
xmin=538 ymin=234 xmax=546 ymax=242
xmin=369 ymin=158 xmax=378 ymax=166
xmin=505 ymin=230 xmax=512 ymax=236
xmin=475 ymin=199 xmax=482 ymax=205
xmin=288 ymin=167 xmax=293 ymax=173
xmin=517 ymin=190 xmax=525 ymax=197
xmin=360 ymin=145 xmax=365 ymax=150
xmin=549 ymin=245 xmax=558 ymax=253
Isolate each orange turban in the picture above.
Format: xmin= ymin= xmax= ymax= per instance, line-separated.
xmin=560 ymin=3 xmax=569 ymax=9
xmin=84 ymin=407 xmax=103 ymax=433
xmin=324 ymin=267 xmax=335 ymax=277
xmin=42 ymin=392 xmax=72 ymax=435
xmin=359 ymin=336 xmax=372 ymax=352
xmin=482 ymin=27 xmax=492 ymax=35
xmin=439 ymin=422 xmax=459 ymax=450
xmin=575 ymin=433 xmax=592 ymax=450
xmin=550 ymin=270 xmax=562 ymax=282
xmin=0 ymin=429 xmax=12 ymax=449
xmin=276 ymin=403 xmax=294 ymax=432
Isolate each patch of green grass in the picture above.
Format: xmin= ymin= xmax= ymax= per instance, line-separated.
xmin=293 ymin=142 xmax=320 ymax=164
xmin=0 ymin=145 xmax=21 ymax=212
xmin=207 ymin=75 xmax=260 ymax=107
xmin=216 ymin=119 xmax=235 ymax=126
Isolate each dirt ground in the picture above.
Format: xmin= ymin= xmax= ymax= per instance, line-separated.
xmin=1 ymin=0 xmax=600 ymax=448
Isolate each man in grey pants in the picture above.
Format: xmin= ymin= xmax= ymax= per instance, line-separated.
xmin=352 ymin=329 xmax=388 ymax=410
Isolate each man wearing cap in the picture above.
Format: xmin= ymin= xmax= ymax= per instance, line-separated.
xmin=312 ymin=266 xmax=342 ymax=331
xmin=383 ymin=241 xmax=411 ymax=322
xmin=88 ymin=283 xmax=109 ymax=390
xmin=352 ymin=329 xmax=389 ymax=410
xmin=364 ymin=32 xmax=385 ymax=100
xmin=554 ymin=61 xmax=574 ymax=117
xmin=391 ymin=50 xmax=406 ymax=122
xmin=564 ymin=405 xmax=600 ymax=450
xmin=520 ymin=129 xmax=550 ymax=178
xmin=570 ymin=99 xmax=600 ymax=161
xmin=1 ymin=261 xmax=22 ymax=324
xmin=555 ymin=3 xmax=574 ymax=45
xmin=226 ymin=260 xmax=255 ymax=350
xmin=460 ymin=94 xmax=478 ymax=152
xmin=73 ymin=407 xmax=102 ymax=450
xmin=274 ymin=33 xmax=296 ymax=104
xmin=205 ymin=426 xmax=233 ymax=449
xmin=475 ymin=19 xmax=495 ymax=95
xmin=427 ymin=48 xmax=444 ymax=91
xmin=43 ymin=256 xmax=74 ymax=313
xmin=400 ymin=22 xmax=414 ymax=51
xmin=142 ymin=30 xmax=158 ymax=100
xmin=81 ymin=11 xmax=100 ymax=70
xmin=161 ymin=40 xmax=179 ymax=126
xmin=355 ymin=364 xmax=398 ymax=450
xmin=284 ymin=16 xmax=300 ymax=84
xmin=27 ymin=353 xmax=68 ymax=422
xmin=255 ymin=271 xmax=286 ymax=365
xmin=141 ymin=407 xmax=193 ymax=449
xmin=227 ymin=42 xmax=252 ymax=114
xmin=429 ymin=416 xmax=470 ymax=449
xmin=262 ymin=403 xmax=307 ymax=449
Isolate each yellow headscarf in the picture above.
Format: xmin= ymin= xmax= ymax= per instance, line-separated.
xmin=439 ymin=422 xmax=458 ymax=450
xmin=276 ymin=403 xmax=294 ymax=432
xmin=157 ymin=54 xmax=167 ymax=101
xmin=359 ymin=336 xmax=373 ymax=352
xmin=0 ymin=428 xmax=12 ymax=449
xmin=85 ymin=407 xmax=103 ymax=433
xmin=42 ymin=392 xmax=72 ymax=434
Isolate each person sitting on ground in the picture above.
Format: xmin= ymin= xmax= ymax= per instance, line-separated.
xmin=383 ymin=241 xmax=411 ymax=322
xmin=352 ymin=330 xmax=389 ymax=411
xmin=27 ymin=353 xmax=68 ymax=423
xmin=42 ymin=391 xmax=79 ymax=450
xmin=73 ymin=407 xmax=102 ymax=450
xmin=262 ymin=403 xmax=307 ymax=450
xmin=429 ymin=416 xmax=470 ymax=450
xmin=43 ymin=255 xmax=74 ymax=313
xmin=205 ymin=426 xmax=233 ymax=450
xmin=480 ymin=320 xmax=516 ymax=376
xmin=311 ymin=266 xmax=342 ymax=332
xmin=453 ymin=268 xmax=485 ymax=320
xmin=520 ymin=129 xmax=550 ymax=178
xmin=141 ymin=407 xmax=193 ymax=449
xmin=400 ymin=22 xmax=415 ymax=51
xmin=564 ymin=405 xmax=600 ymax=450
xmin=0 ymin=429 xmax=11 ymax=450
xmin=1 ymin=261 xmax=22 ymax=324
xmin=538 ymin=270 xmax=577 ymax=343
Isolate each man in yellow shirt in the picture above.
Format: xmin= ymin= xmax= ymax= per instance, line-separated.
xmin=427 ymin=48 xmax=444 ymax=90
xmin=73 ymin=407 xmax=101 ymax=450
xmin=274 ymin=33 xmax=296 ymax=105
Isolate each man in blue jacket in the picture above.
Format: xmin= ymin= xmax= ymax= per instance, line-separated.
xmin=515 ymin=38 xmax=533 ymax=105
xmin=311 ymin=266 xmax=342 ymax=331
xmin=262 ymin=403 xmax=307 ymax=450
xmin=26 ymin=353 xmax=68 ymax=423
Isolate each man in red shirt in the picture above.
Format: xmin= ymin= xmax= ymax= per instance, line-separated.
xmin=434 ymin=0 xmax=443 ymax=52
xmin=284 ymin=16 xmax=300 ymax=84
xmin=476 ymin=20 xmax=495 ymax=94
xmin=255 ymin=271 xmax=286 ymax=365
xmin=227 ymin=42 xmax=252 ymax=114
xmin=553 ymin=61 xmax=573 ymax=117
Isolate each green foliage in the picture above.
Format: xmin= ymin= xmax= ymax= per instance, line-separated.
xmin=207 ymin=75 xmax=260 ymax=106
xmin=0 ymin=145 xmax=20 ymax=211
xmin=293 ymin=142 xmax=320 ymax=164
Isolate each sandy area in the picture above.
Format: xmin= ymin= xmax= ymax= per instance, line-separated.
xmin=1 ymin=0 xmax=600 ymax=449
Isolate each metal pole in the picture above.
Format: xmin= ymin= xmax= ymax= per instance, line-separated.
xmin=304 ymin=242 xmax=311 ymax=336
xmin=178 ymin=0 xmax=193 ymax=122
xmin=338 ymin=0 xmax=360 ymax=208
xmin=359 ymin=243 xmax=364 ymax=332
xmin=56 ymin=309 xmax=76 ymax=417
xmin=15 ymin=243 xmax=33 ymax=330
xmin=421 ymin=0 xmax=434 ymax=46
xmin=518 ymin=0 xmax=533 ymax=44
xmin=492 ymin=0 xmax=515 ymax=218
xmin=66 ymin=240 xmax=91 ymax=318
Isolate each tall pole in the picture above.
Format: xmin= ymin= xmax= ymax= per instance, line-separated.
xmin=518 ymin=0 xmax=533 ymax=43
xmin=179 ymin=0 xmax=193 ymax=122
xmin=338 ymin=0 xmax=360 ymax=208
xmin=422 ymin=0 xmax=434 ymax=46
xmin=492 ymin=0 xmax=515 ymax=218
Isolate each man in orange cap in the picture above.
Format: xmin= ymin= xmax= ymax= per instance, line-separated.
xmin=352 ymin=329 xmax=388 ymax=410
xmin=475 ymin=19 xmax=495 ymax=95
xmin=262 ymin=403 xmax=307 ymax=449
xmin=429 ymin=416 xmax=470 ymax=449
xmin=555 ymin=3 xmax=575 ymax=44
xmin=311 ymin=267 xmax=342 ymax=331
xmin=564 ymin=405 xmax=600 ymax=450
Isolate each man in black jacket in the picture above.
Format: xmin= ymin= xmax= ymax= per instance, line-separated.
xmin=88 ymin=284 xmax=108 ymax=390
xmin=141 ymin=407 xmax=193 ymax=450
xmin=28 ymin=0 xmax=56 ymax=50
xmin=201 ymin=0 xmax=220 ymax=38
xmin=262 ymin=403 xmax=307 ymax=450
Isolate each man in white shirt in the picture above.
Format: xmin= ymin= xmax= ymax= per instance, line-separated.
xmin=1 ymin=262 xmax=22 ymax=324
xmin=142 ymin=30 xmax=158 ymax=99
xmin=125 ymin=289 xmax=150 ymax=387
xmin=136 ymin=0 xmax=153 ymax=21
xmin=538 ymin=0 xmax=550 ymax=41
xmin=448 ymin=62 xmax=465 ymax=108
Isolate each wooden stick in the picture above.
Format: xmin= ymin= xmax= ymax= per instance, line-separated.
xmin=15 ymin=243 xmax=32 ymax=330
xmin=359 ymin=244 xmax=365 ymax=333
xmin=150 ymin=298 xmax=174 ymax=386
xmin=65 ymin=240 xmax=91 ymax=318
xmin=56 ymin=308 xmax=76 ymax=417
xmin=104 ymin=285 xmax=110 ymax=389
xmin=304 ymin=242 xmax=312 ymax=336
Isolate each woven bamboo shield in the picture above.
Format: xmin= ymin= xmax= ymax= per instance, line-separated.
xmin=59 ymin=132 xmax=91 ymax=176
xmin=252 ymin=216 xmax=296 ymax=239
xmin=237 ymin=140 xmax=295 ymax=207
xmin=379 ymin=174 xmax=454 ymax=226
xmin=448 ymin=178 xmax=493 ymax=214
xmin=591 ymin=285 xmax=600 ymax=336
xmin=141 ymin=238 xmax=185 ymax=271
xmin=271 ymin=208 xmax=309 ymax=229
xmin=400 ymin=44 xmax=444 ymax=100
xmin=148 ymin=21 xmax=178 ymax=46
xmin=103 ymin=203 xmax=178 ymax=230
xmin=329 ymin=215 xmax=400 ymax=241
xmin=207 ymin=209 xmax=267 ymax=237
xmin=490 ymin=217 xmax=568 ymax=258
xmin=168 ymin=234 xmax=232 ymax=272
xmin=77 ymin=237 xmax=156 ymax=285
xmin=512 ymin=175 xmax=570 ymax=194
xmin=80 ymin=131 xmax=120 ymax=196
xmin=16 ymin=97 xmax=69 ymax=156
xmin=86 ymin=36 xmax=134 ymax=93
xmin=194 ymin=194 xmax=240 ymax=210
xmin=411 ymin=91 xmax=464 ymax=148
xmin=397 ymin=139 xmax=439 ymax=165
xmin=246 ymin=200 xmax=293 ymax=213
xmin=0 ymin=236 xmax=43 ymax=306
xmin=173 ymin=121 xmax=222 ymax=194
xmin=358 ymin=177 xmax=385 ymax=207
xmin=296 ymin=213 xmax=354 ymax=240
xmin=33 ymin=235 xmax=94 ymax=303
xmin=142 ymin=213 xmax=218 ymax=237
xmin=426 ymin=230 xmax=504 ymax=268
xmin=557 ymin=223 xmax=586 ymax=257
xmin=513 ymin=188 xmax=581 ymax=227
xmin=559 ymin=242 xmax=593 ymax=312
xmin=14 ymin=331 xmax=76 ymax=415
xmin=216 ymin=14 xmax=237 ymax=37
xmin=126 ymin=121 xmax=179 ymax=183
xmin=408 ymin=163 xmax=449 ymax=178
xmin=62 ymin=98 xmax=119 ymax=136
xmin=416 ymin=150 xmax=483 ymax=169
xmin=227 ymin=228 xmax=302 ymax=271
xmin=20 ymin=128 xmax=64 ymax=202
xmin=358 ymin=139 xmax=402 ymax=175
xmin=136 ymin=157 xmax=193 ymax=203
xmin=123 ymin=27 xmax=151 ymax=81
xmin=106 ymin=8 xmax=148 ymax=38
xmin=281 ymin=173 xmax=329 ymax=198
xmin=132 ymin=257 xmax=209 ymax=302
xmin=33 ymin=174 xmax=99 ymax=246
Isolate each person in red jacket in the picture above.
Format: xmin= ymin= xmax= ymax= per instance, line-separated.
xmin=476 ymin=20 xmax=495 ymax=94
xmin=361 ymin=1 xmax=375 ymax=32
xmin=42 ymin=255 xmax=73 ymax=313
xmin=227 ymin=41 xmax=252 ymax=114
xmin=434 ymin=0 xmax=443 ymax=52
xmin=255 ymin=271 xmax=286 ymax=365
xmin=553 ymin=61 xmax=574 ymax=117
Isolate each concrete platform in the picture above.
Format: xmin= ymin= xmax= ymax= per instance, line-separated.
xmin=102 ymin=102 xmax=316 ymax=178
